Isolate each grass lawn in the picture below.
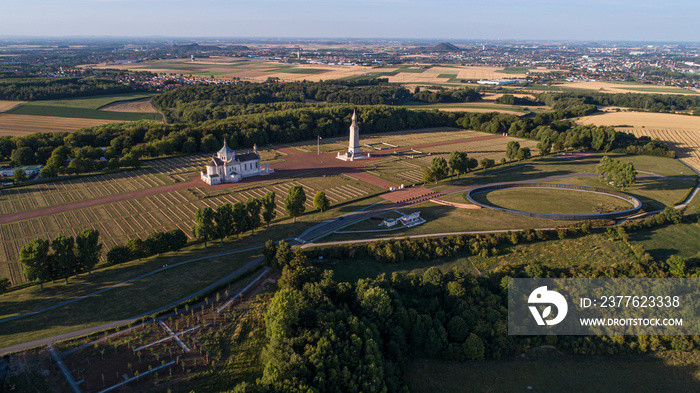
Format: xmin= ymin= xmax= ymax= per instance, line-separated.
xmin=316 ymin=232 xmax=634 ymax=283
xmin=320 ymin=201 xmax=564 ymax=243
xmin=629 ymin=222 xmax=700 ymax=261
xmin=545 ymin=176 xmax=694 ymax=211
xmin=471 ymin=187 xmax=632 ymax=214
xmin=0 ymin=246 xmax=261 ymax=348
xmin=405 ymin=351 xmax=700 ymax=393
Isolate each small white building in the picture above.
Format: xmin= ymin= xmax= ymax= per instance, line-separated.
xmin=398 ymin=212 xmax=425 ymax=227
xmin=200 ymin=141 xmax=273 ymax=185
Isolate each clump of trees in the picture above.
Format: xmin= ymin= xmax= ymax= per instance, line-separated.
xmin=596 ymin=156 xmax=637 ymax=190
xmin=106 ymin=229 xmax=187 ymax=265
xmin=191 ymin=192 xmax=277 ymax=247
xmin=413 ymin=87 xmax=481 ymax=103
xmin=20 ymin=229 xmax=102 ymax=290
xmin=495 ymin=94 xmax=540 ymax=106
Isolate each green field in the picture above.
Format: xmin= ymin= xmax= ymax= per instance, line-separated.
xmin=472 ymin=187 xmax=633 ymax=214
xmin=5 ymin=92 xmax=159 ymax=120
xmin=405 ymin=351 xmax=700 ymax=393
xmin=0 ymin=246 xmax=260 ymax=347
xmin=6 ymin=104 xmax=158 ymax=121
xmin=18 ymin=93 xmax=156 ymax=110
xmin=496 ymin=67 xmax=531 ymax=74
xmin=630 ymin=222 xmax=700 ymax=261
xmin=437 ymin=73 xmax=461 ymax=83
xmin=321 ymin=201 xmax=564 ymax=244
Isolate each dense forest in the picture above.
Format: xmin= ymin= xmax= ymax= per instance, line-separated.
xmin=0 ymin=76 xmax=138 ymax=101
xmin=151 ymin=80 xmax=481 ymax=123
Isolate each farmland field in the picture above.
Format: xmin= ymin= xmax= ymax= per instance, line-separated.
xmin=6 ymin=104 xmax=159 ymax=121
xmin=0 ymin=100 xmax=25 ymax=112
xmin=0 ymin=114 xmax=123 ymax=136
xmin=99 ymin=97 xmax=158 ymax=113
xmin=576 ymin=112 xmax=700 ymax=173
xmin=4 ymin=92 xmax=161 ymax=121
xmin=557 ymin=81 xmax=700 ymax=95
xmin=87 ymin=57 xmax=550 ymax=84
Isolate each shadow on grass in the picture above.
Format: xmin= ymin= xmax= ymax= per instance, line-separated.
xmin=405 ymin=351 xmax=700 ymax=393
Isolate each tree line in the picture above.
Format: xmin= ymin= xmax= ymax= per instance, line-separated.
xmin=189 ymin=186 xmax=331 ymax=247
xmin=0 ymin=76 xmax=138 ymax=101
xmin=536 ymin=91 xmax=700 ymax=114
xmin=105 ymin=229 xmax=188 ymax=266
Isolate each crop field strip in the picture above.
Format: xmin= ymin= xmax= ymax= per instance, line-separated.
xmin=624 ymin=128 xmax=700 ymax=173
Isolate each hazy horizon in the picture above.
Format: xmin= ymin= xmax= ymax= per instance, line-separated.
xmin=1 ymin=0 xmax=698 ymax=42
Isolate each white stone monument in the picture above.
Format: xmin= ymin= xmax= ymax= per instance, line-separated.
xmin=336 ymin=110 xmax=368 ymax=161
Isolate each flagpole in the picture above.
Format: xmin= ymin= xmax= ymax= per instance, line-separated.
xmin=317 ymin=136 xmax=320 ymax=155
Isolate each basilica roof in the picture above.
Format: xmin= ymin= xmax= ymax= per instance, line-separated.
xmin=218 ymin=140 xmax=236 ymax=156
xmin=236 ymin=152 xmax=260 ymax=163
xmin=206 ymin=156 xmax=226 ymax=167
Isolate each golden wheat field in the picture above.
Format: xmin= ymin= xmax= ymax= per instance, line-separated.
xmin=0 ymin=114 xmax=122 ymax=136
xmin=559 ymin=81 xmax=700 ymax=95
xmin=577 ymin=112 xmax=700 ymax=130
xmin=0 ymin=100 xmax=25 ymax=112
xmin=99 ymin=98 xmax=158 ymax=113
xmin=577 ymin=112 xmax=700 ymax=173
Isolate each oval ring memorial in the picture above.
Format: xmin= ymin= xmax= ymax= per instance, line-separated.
xmin=466 ymin=183 xmax=642 ymax=221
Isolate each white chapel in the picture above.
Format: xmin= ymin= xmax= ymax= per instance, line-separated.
xmin=200 ymin=141 xmax=273 ymax=185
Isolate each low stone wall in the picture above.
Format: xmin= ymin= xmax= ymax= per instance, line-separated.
xmin=466 ymin=182 xmax=642 ymax=221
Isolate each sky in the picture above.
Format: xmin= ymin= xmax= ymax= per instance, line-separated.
xmin=0 ymin=0 xmax=698 ymax=42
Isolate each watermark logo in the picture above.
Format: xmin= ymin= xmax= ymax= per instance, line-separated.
xmin=528 ymin=286 xmax=568 ymax=326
